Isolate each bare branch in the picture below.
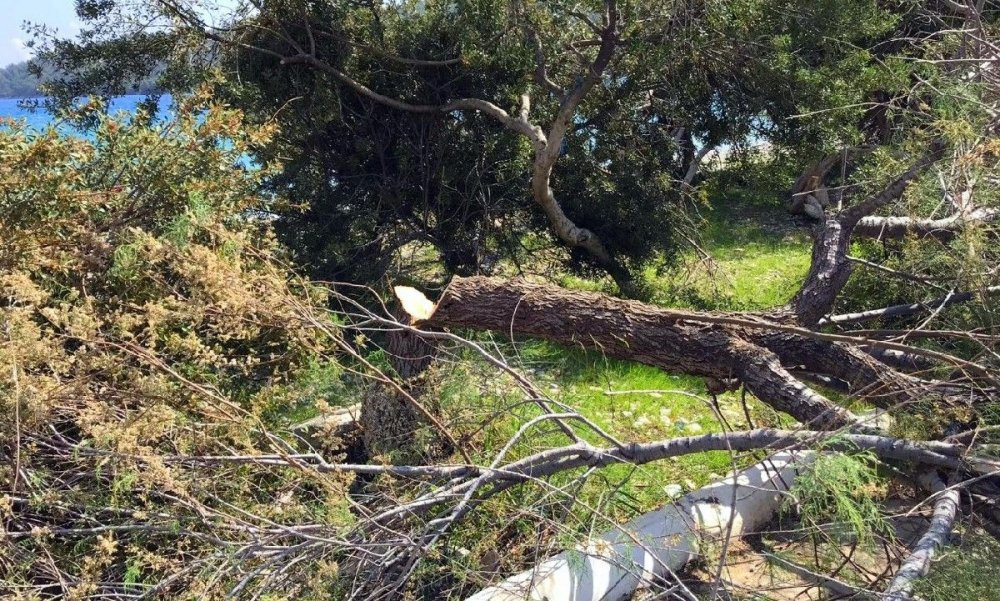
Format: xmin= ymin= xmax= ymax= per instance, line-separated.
xmin=820 ymin=285 xmax=1000 ymax=326
xmin=883 ymin=473 xmax=961 ymax=601
xmin=854 ymin=207 xmax=998 ymax=240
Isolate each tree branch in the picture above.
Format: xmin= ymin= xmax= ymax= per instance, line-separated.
xmin=854 ymin=207 xmax=998 ymax=241
xmin=883 ymin=473 xmax=960 ymax=601
xmin=819 ymin=285 xmax=1000 ymax=326
xmin=789 ymin=147 xmax=945 ymax=325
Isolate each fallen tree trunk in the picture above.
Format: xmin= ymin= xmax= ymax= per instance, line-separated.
xmin=400 ymin=276 xmax=859 ymax=428
xmin=397 ymin=276 xmax=984 ymax=427
xmin=465 ymin=451 xmax=811 ymax=601
xmin=854 ymin=208 xmax=998 ymax=241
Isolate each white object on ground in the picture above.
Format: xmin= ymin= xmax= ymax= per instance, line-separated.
xmin=465 ymin=451 xmax=812 ymax=601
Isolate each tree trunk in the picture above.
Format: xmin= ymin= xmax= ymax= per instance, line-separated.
xmin=465 ymin=451 xmax=811 ymax=601
xmin=359 ymin=309 xmax=438 ymax=457
xmin=398 ymin=276 xmax=984 ymax=428
xmin=399 ymin=276 xmax=858 ymax=429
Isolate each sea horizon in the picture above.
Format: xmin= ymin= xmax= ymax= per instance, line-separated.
xmin=0 ymin=94 xmax=174 ymax=131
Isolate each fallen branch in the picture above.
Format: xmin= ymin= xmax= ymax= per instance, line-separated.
xmin=820 ymin=285 xmax=1000 ymax=326
xmin=883 ymin=473 xmax=961 ymax=601
xmin=155 ymin=428 xmax=992 ymax=480
xmin=854 ymin=208 xmax=998 ymax=241
xmin=762 ymin=551 xmax=873 ymax=599
xmin=292 ymin=403 xmax=361 ymax=438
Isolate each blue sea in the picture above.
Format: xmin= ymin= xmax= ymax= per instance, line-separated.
xmin=0 ymin=94 xmax=173 ymax=131
xmin=0 ymin=93 xmax=259 ymax=170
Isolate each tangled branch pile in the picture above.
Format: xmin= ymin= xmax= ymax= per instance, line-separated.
xmin=0 ymin=95 xmax=360 ymax=598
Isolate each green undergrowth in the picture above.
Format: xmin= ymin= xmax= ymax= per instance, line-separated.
xmin=408 ymin=189 xmax=817 ymax=587
xmin=486 ymin=186 xmax=812 ymax=521
xmin=785 ymin=450 xmax=892 ymax=548
xmin=357 ymin=179 xmax=825 ymax=594
xmin=915 ymin=530 xmax=1000 ymax=601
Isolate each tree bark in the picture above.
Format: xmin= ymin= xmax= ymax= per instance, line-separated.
xmin=399 ymin=277 xmax=986 ymax=426
xmin=359 ymin=308 xmax=439 ymax=457
xmin=883 ymin=473 xmax=960 ymax=601
xmin=788 ymin=149 xmax=943 ymax=326
xmin=788 ymin=218 xmax=854 ymax=326
xmin=401 ymin=276 xmax=858 ymax=429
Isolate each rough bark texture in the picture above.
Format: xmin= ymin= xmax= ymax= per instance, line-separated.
xmin=360 ymin=311 xmax=438 ymax=456
xmin=788 ymin=149 xmax=943 ymax=326
xmin=403 ymin=276 xmax=983 ymax=429
xmin=884 ymin=474 xmax=960 ymax=601
xmin=789 ymin=218 xmax=854 ymax=326
xmin=412 ymin=276 xmax=858 ymax=429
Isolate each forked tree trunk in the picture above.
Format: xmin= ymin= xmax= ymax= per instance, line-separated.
xmin=465 ymin=452 xmax=812 ymax=601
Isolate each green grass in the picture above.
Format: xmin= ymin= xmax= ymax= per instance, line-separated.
xmin=648 ymin=195 xmax=812 ymax=311
xmin=559 ymin=190 xmax=812 ymax=311
xmin=916 ymin=531 xmax=1000 ymax=601
xmin=434 ymin=194 xmax=811 ymax=528
xmin=433 ymin=338 xmax=784 ymax=528
xmin=369 ymin=174 xmax=1000 ymax=599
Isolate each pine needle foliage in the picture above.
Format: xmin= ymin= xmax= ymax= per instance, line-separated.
xmin=786 ymin=449 xmax=892 ymax=549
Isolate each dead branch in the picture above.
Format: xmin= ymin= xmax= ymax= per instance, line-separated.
xmin=820 ymin=284 xmax=1000 ymax=326
xmin=883 ymin=473 xmax=961 ymax=600
xmin=854 ymin=207 xmax=998 ymax=241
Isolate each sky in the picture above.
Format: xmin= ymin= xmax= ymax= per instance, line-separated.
xmin=0 ymin=0 xmax=80 ymax=67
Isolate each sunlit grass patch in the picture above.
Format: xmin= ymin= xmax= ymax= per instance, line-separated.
xmin=916 ymin=530 xmax=1000 ymax=601
xmin=434 ymin=339 xmax=779 ymax=516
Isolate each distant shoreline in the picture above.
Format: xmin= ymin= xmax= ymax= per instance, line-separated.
xmin=0 ymin=94 xmax=166 ymax=101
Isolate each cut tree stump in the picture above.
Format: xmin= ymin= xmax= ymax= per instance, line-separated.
xmin=361 ymin=299 xmax=441 ymax=457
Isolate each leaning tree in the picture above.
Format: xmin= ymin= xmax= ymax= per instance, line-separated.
xmin=32 ymin=0 xmax=929 ymax=294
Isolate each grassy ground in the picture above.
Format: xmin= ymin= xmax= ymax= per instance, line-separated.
xmin=399 ymin=193 xmax=817 ymax=593
xmin=324 ymin=185 xmax=999 ymax=599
